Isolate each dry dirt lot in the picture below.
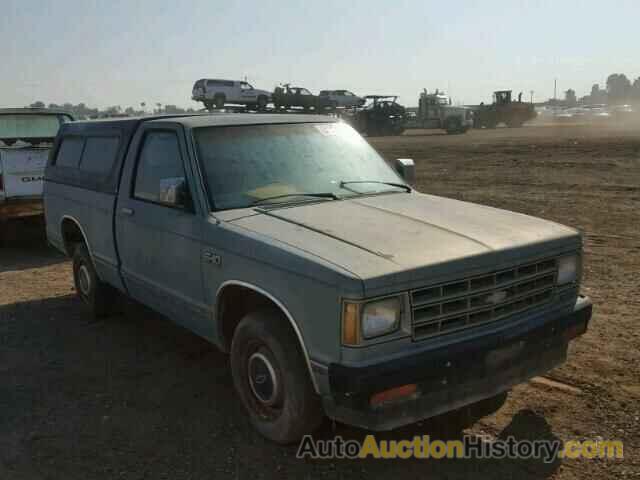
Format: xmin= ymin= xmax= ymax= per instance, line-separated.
xmin=1 ymin=124 xmax=638 ymax=479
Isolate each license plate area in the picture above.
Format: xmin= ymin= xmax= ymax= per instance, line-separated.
xmin=485 ymin=340 xmax=525 ymax=369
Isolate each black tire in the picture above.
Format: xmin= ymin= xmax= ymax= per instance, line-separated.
xmin=230 ymin=309 xmax=323 ymax=444
xmin=204 ymin=101 xmax=214 ymax=112
xmin=0 ymin=221 xmax=9 ymax=247
xmin=214 ymin=95 xmax=225 ymax=109
xmin=257 ymin=96 xmax=268 ymax=111
xmin=72 ymin=243 xmax=117 ymax=318
xmin=446 ymin=117 xmax=462 ymax=134
xmin=0 ymin=220 xmax=21 ymax=247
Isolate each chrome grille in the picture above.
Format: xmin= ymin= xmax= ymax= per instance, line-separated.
xmin=411 ymin=258 xmax=557 ymax=340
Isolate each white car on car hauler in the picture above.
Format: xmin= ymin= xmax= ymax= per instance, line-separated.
xmin=192 ymin=79 xmax=272 ymax=111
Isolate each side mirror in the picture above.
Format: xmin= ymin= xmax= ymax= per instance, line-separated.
xmin=395 ymin=158 xmax=416 ymax=185
xmin=159 ymin=177 xmax=193 ymax=211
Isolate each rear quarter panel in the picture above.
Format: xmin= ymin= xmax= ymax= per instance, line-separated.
xmin=44 ymin=181 xmax=124 ymax=291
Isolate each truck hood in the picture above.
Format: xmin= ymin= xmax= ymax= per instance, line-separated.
xmin=229 ymin=192 xmax=581 ymax=294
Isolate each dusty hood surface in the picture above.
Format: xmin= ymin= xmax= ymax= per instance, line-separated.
xmin=229 ymin=192 xmax=581 ymax=293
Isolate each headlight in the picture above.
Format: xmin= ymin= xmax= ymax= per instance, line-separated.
xmin=557 ymin=254 xmax=579 ymax=285
xmin=342 ymin=296 xmax=402 ymax=346
xmin=362 ymin=297 xmax=401 ymax=339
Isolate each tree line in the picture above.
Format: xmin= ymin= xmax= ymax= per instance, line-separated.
xmin=27 ymin=101 xmax=199 ymax=118
xmin=563 ymin=73 xmax=640 ymax=106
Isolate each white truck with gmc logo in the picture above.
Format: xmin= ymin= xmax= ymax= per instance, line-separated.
xmin=0 ymin=108 xmax=73 ymax=242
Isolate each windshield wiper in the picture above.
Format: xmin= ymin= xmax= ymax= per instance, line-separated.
xmin=251 ymin=192 xmax=339 ymax=206
xmin=339 ymin=180 xmax=411 ymax=193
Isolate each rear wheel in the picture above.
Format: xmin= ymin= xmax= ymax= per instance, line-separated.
xmin=214 ymin=95 xmax=225 ymax=109
xmin=445 ymin=117 xmax=462 ymax=134
xmin=72 ymin=243 xmax=117 ymax=318
xmin=0 ymin=221 xmax=14 ymax=247
xmin=257 ymin=96 xmax=268 ymax=111
xmin=230 ymin=309 xmax=323 ymax=444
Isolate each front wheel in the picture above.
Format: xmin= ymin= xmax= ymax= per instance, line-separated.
xmin=230 ymin=309 xmax=323 ymax=444
xmin=445 ymin=118 xmax=462 ymax=134
xmin=214 ymin=96 xmax=225 ymax=109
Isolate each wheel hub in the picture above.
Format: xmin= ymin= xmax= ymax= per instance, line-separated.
xmin=78 ymin=264 xmax=91 ymax=296
xmin=247 ymin=351 xmax=279 ymax=406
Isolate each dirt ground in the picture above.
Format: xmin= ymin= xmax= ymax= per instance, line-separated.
xmin=1 ymin=124 xmax=638 ymax=479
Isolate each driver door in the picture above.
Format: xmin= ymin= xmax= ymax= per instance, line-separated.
xmin=116 ymin=125 xmax=210 ymax=336
xmin=239 ymin=82 xmax=257 ymax=102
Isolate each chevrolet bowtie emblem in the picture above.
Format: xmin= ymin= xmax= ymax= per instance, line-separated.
xmin=486 ymin=290 xmax=508 ymax=305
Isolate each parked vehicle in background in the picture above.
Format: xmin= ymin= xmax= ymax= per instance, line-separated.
xmin=405 ymin=89 xmax=473 ymax=134
xmin=191 ymin=79 xmax=271 ymax=111
xmin=611 ymin=104 xmax=635 ymax=122
xmin=319 ymin=90 xmax=365 ymax=109
xmin=272 ymin=85 xmax=334 ymax=112
xmin=349 ymin=95 xmax=406 ymax=136
xmin=473 ymin=90 xmax=537 ymax=128
xmin=45 ymin=113 xmax=591 ymax=444
xmin=0 ymin=108 xmax=73 ymax=243
xmin=582 ymin=104 xmax=611 ymax=122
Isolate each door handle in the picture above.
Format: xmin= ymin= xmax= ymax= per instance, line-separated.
xmin=120 ymin=207 xmax=134 ymax=216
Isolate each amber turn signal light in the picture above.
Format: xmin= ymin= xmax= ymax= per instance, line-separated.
xmin=370 ymin=383 xmax=417 ymax=407
xmin=342 ymin=302 xmax=361 ymax=346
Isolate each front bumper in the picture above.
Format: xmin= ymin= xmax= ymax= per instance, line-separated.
xmin=0 ymin=197 xmax=43 ymax=221
xmin=324 ymin=296 xmax=592 ymax=431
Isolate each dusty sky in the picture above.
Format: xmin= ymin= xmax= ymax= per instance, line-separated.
xmin=2 ymin=0 xmax=638 ymax=109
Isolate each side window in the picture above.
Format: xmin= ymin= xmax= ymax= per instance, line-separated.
xmin=55 ymin=136 xmax=85 ymax=167
xmin=79 ymin=136 xmax=119 ymax=174
xmin=134 ymin=131 xmax=191 ymax=209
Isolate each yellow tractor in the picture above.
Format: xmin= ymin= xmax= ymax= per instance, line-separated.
xmin=473 ymin=90 xmax=537 ymax=128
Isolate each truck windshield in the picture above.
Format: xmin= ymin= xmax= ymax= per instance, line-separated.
xmin=0 ymin=114 xmax=71 ymax=141
xmin=194 ymin=122 xmax=404 ymax=210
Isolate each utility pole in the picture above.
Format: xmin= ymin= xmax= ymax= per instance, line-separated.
xmin=554 ymin=78 xmax=557 ymax=103
xmin=530 ymin=90 xmax=534 ymax=104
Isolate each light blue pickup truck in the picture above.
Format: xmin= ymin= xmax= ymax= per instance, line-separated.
xmin=44 ymin=114 xmax=592 ymax=443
